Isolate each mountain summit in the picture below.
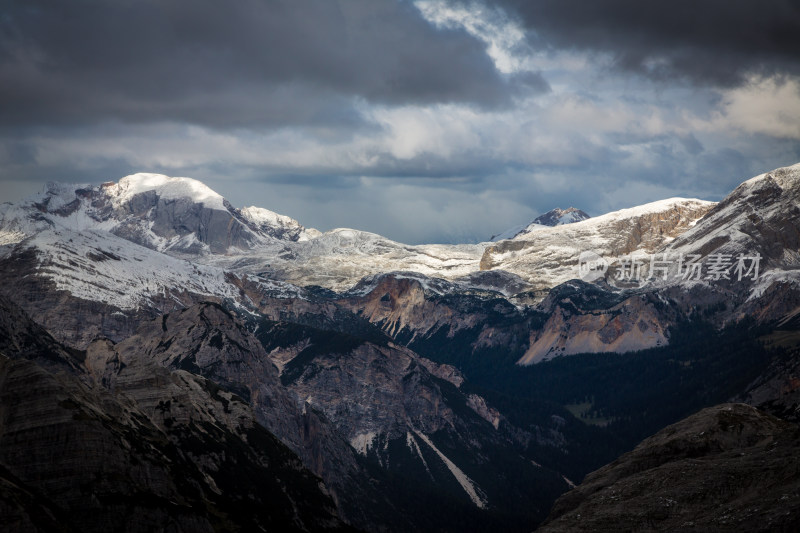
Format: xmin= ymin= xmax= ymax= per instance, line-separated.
xmin=490 ymin=207 xmax=591 ymax=241
xmin=532 ymin=207 xmax=591 ymax=227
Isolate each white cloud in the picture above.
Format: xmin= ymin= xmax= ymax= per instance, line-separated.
xmin=692 ymin=75 xmax=800 ymax=140
xmin=9 ymin=51 xmax=800 ymax=243
xmin=414 ymin=0 xmax=533 ymax=74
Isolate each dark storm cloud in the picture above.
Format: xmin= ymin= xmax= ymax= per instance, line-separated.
xmin=0 ymin=0 xmax=512 ymax=128
xmin=492 ymin=0 xmax=800 ymax=86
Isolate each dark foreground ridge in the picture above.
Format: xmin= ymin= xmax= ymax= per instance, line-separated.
xmin=538 ymin=403 xmax=800 ymax=532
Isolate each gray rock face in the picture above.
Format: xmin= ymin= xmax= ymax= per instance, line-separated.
xmin=519 ymin=284 xmax=672 ymax=364
xmin=0 ymin=296 xmax=348 ymax=533
xmin=0 ymin=247 xmax=223 ymax=349
xmin=340 ymin=273 xmax=515 ymax=342
xmin=252 ymin=317 xmax=570 ymax=528
xmin=538 ymin=404 xmax=800 ymax=532
xmin=82 ymin=302 xmax=371 ymax=523
xmin=114 ymin=194 xmax=255 ymax=254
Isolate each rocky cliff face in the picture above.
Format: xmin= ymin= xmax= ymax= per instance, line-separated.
xmin=518 ymin=290 xmax=670 ymax=364
xmin=338 ymin=272 xmax=676 ymax=366
xmin=81 ymin=302 xmax=395 ymax=529
xmin=0 ymin=296 xmax=347 ymax=533
xmin=538 ymin=404 xmax=800 ymax=532
xmin=249 ymin=312 xmax=571 ymax=529
xmin=42 ymin=296 xmax=570 ymax=531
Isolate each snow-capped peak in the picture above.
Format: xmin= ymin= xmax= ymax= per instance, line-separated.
xmin=108 ymin=173 xmax=228 ymax=211
xmin=533 ymin=207 xmax=591 ymax=227
xmin=736 ymin=162 xmax=800 ymax=194
xmin=490 ymin=206 xmax=591 ymax=241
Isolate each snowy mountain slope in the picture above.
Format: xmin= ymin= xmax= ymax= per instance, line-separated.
xmin=662 ymin=163 xmax=800 ymax=268
xmin=240 ymin=205 xmax=321 ymax=242
xmin=23 ymin=227 xmax=239 ymax=311
xmin=198 ymin=227 xmax=486 ymax=293
xmin=0 ymin=222 xmax=254 ymax=348
xmin=511 ymin=163 xmax=800 ymax=363
xmin=637 ymin=163 xmax=800 ymax=324
xmin=107 ymin=172 xmax=229 ymax=210
xmin=1 ymin=172 xmax=718 ymax=310
xmin=197 ymin=199 xmax=712 ymax=294
xmin=0 ymin=173 xmax=318 ymax=256
xmin=490 ymin=207 xmax=591 ymax=241
xmin=0 ymin=178 xmax=260 ymax=311
xmin=481 ymin=198 xmax=716 ymax=292
xmin=0 ymin=175 xmax=488 ymax=293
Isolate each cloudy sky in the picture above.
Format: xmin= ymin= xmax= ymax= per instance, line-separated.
xmin=2 ymin=0 xmax=800 ymax=243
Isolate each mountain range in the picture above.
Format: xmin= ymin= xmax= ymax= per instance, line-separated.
xmin=1 ymin=163 xmax=800 ymax=531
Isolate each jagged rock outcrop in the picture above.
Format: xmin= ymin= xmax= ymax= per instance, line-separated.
xmin=518 ymin=281 xmax=672 ymax=364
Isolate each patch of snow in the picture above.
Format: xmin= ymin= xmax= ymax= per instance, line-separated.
xmin=350 ymin=431 xmax=379 ymax=456
xmin=0 ymin=230 xmax=26 ymax=246
xmin=406 ymin=432 xmax=433 ymax=478
xmin=747 ymin=269 xmax=800 ymax=302
xmin=413 ymin=430 xmax=487 ymax=509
